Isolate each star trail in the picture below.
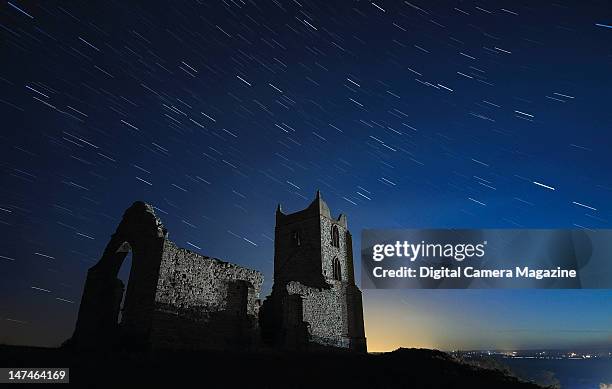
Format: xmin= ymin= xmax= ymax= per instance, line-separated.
xmin=1 ymin=0 xmax=611 ymax=350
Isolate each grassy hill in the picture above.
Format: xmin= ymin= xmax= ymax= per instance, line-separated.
xmin=0 ymin=345 xmax=547 ymax=388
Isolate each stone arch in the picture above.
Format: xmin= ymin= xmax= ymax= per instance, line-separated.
xmin=331 ymin=225 xmax=340 ymax=247
xmin=332 ymin=257 xmax=342 ymax=281
xmin=291 ymin=229 xmax=301 ymax=247
xmin=71 ymin=202 xmax=167 ymax=349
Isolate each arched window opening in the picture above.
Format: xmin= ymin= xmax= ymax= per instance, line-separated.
xmin=331 ymin=225 xmax=340 ymax=248
xmin=332 ymin=257 xmax=342 ymax=281
xmin=116 ymin=242 xmax=132 ymax=324
xmin=73 ymin=201 xmax=166 ymax=349
xmin=291 ymin=230 xmax=301 ymax=247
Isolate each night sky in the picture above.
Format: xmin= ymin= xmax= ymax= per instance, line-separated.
xmin=1 ymin=0 xmax=611 ymax=351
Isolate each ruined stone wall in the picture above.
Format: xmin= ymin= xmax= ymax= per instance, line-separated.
xmin=149 ymin=240 xmax=263 ymax=350
xmin=155 ymin=240 xmax=262 ymax=313
xmin=286 ymin=281 xmax=349 ymax=348
xmin=72 ymin=201 xmax=266 ymax=351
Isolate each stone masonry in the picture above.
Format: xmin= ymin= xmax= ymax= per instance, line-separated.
xmin=259 ymin=191 xmax=367 ymax=352
xmin=71 ymin=201 xmax=262 ymax=350
xmin=71 ymin=193 xmax=366 ymax=352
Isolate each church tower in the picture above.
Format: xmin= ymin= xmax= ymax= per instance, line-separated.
xmin=260 ymin=191 xmax=367 ymax=352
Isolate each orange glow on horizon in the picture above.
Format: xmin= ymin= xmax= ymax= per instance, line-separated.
xmin=363 ymin=294 xmax=440 ymax=352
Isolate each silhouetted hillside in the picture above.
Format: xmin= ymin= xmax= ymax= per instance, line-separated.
xmin=0 ymin=345 xmax=547 ymax=388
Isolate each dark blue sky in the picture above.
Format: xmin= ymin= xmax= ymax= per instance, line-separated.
xmin=0 ymin=0 xmax=611 ymax=350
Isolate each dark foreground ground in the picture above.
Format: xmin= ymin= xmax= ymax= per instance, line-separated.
xmin=0 ymin=345 xmax=547 ymax=388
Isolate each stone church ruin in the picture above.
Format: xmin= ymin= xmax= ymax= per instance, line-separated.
xmin=70 ymin=192 xmax=366 ymax=352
